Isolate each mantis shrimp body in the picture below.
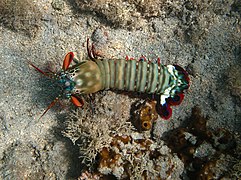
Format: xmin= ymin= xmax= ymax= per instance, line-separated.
xmin=30 ymin=40 xmax=190 ymax=119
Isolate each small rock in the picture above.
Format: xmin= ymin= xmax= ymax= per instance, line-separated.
xmin=194 ymin=141 xmax=216 ymax=158
xmin=51 ymin=0 xmax=64 ymax=11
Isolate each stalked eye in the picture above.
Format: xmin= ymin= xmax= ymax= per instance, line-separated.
xmin=65 ymin=81 xmax=70 ymax=87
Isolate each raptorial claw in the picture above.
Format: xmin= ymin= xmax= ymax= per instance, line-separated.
xmin=71 ymin=95 xmax=84 ymax=107
xmin=63 ymin=52 xmax=74 ymax=71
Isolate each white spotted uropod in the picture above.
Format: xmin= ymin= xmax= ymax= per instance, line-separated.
xmin=29 ymin=39 xmax=190 ymax=119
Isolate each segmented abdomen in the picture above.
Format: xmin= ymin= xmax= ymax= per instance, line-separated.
xmin=95 ymin=59 xmax=174 ymax=94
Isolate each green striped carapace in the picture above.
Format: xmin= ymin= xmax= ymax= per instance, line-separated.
xmin=30 ymin=41 xmax=190 ymax=119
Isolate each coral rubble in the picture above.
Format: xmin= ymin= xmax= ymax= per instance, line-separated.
xmin=165 ymin=106 xmax=239 ymax=179
xmin=64 ymin=95 xmax=240 ymax=179
xmin=64 ymin=92 xmax=184 ymax=179
xmin=97 ymin=134 xmax=184 ymax=179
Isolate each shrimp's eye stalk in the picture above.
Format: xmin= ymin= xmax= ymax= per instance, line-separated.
xmin=63 ymin=52 xmax=74 ymax=71
xmin=71 ymin=95 xmax=84 ymax=108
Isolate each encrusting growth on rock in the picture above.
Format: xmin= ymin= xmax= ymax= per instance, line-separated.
xmin=132 ymin=100 xmax=158 ymax=131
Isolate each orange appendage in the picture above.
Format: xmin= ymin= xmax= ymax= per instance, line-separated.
xmin=63 ymin=52 xmax=74 ymax=71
